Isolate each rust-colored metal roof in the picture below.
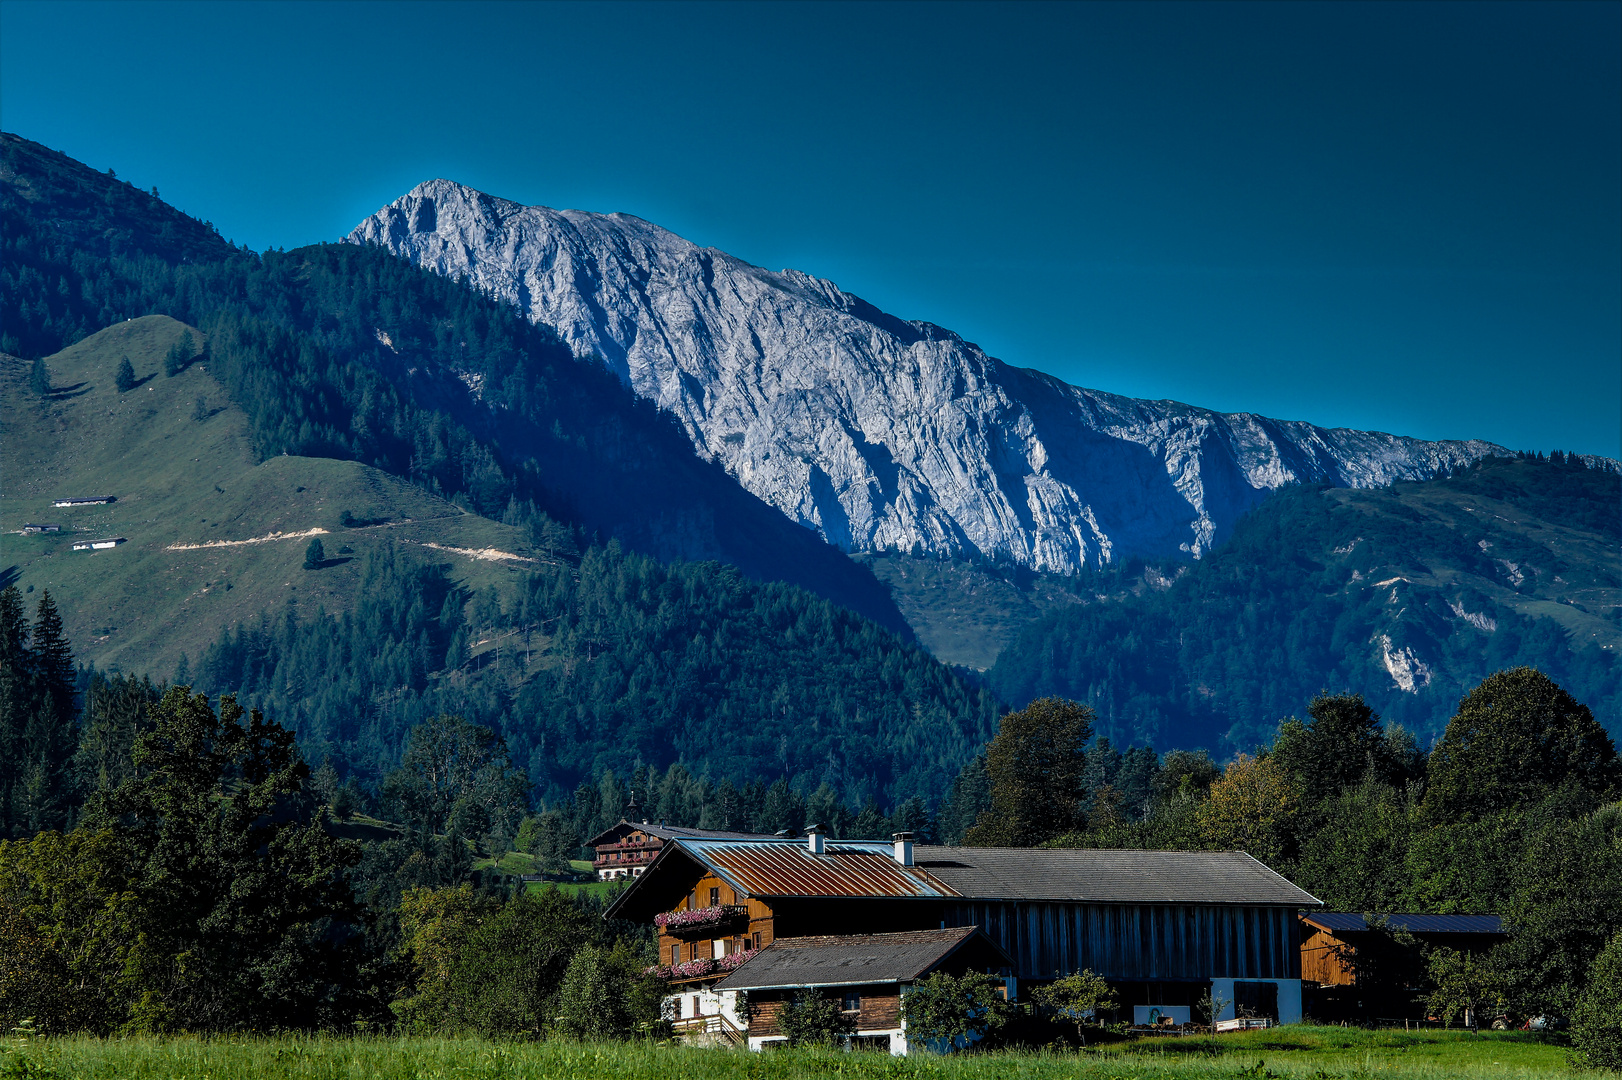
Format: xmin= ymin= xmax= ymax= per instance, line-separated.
xmin=679 ymin=839 xmax=961 ymax=899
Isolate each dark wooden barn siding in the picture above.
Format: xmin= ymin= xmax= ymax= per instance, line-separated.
xmin=945 ymin=904 xmax=1300 ymax=981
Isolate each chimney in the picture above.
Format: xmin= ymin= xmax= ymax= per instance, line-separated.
xmin=806 ymin=823 xmax=825 ymax=854
xmin=892 ymin=831 xmax=914 ymax=866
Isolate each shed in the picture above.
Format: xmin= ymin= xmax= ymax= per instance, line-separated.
xmin=1300 ymin=912 xmax=1506 ymax=987
xmin=54 ymin=496 xmax=116 ymax=507
xmin=21 ymin=524 xmax=60 ymax=534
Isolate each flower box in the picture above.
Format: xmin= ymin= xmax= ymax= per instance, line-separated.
xmin=653 ymin=904 xmax=747 ymax=933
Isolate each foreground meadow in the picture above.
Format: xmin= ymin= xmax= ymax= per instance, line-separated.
xmin=3 ymin=1027 xmax=1577 ymax=1080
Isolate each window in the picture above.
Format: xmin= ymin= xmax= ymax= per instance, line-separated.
xmin=709 ymin=886 xmax=720 ymax=907
xmin=670 ymin=944 xmax=681 ymax=965
xmin=842 ymin=991 xmax=861 ymax=1013
xmin=688 ymin=890 xmax=698 ymax=910
xmin=732 ymin=936 xmax=745 ymax=955
xmin=752 ymin=932 xmax=762 ymax=950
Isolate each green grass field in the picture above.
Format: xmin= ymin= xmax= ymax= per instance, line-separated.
xmin=1 ymin=316 xmax=549 ymax=679
xmin=2 ymin=1027 xmax=1575 ymax=1079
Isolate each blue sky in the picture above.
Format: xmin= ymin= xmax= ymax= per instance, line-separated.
xmin=3 ymin=1 xmax=1617 ymax=456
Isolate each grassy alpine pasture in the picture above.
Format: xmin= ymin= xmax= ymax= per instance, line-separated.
xmin=2 ymin=1028 xmax=1576 ymax=1080
xmin=1 ymin=315 xmax=548 ymax=678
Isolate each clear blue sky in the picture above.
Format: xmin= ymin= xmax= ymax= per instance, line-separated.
xmin=3 ymin=1 xmax=1617 ymax=457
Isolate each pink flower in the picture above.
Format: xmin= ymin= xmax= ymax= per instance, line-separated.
xmin=653 ymin=905 xmax=742 ymax=930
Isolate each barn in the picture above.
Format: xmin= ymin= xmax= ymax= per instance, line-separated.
xmin=605 ymin=829 xmax=1322 ymax=1051
xmin=1299 ymin=911 xmax=1507 ymax=1019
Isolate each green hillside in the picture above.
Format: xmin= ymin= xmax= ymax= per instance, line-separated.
xmin=856 ymin=552 xmax=1084 ymax=671
xmin=1 ymin=315 xmax=540 ymax=677
xmin=988 ymin=455 xmax=1620 ymax=750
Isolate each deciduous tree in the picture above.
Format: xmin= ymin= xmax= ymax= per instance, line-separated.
xmin=898 ymin=970 xmax=1013 ymax=1048
xmin=966 ymin=697 xmax=1094 ymax=846
xmin=1194 ymin=753 xmax=1299 ymax=865
xmin=1424 ymin=668 xmax=1620 ymax=821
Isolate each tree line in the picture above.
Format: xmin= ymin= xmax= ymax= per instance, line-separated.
xmin=957 ymin=680 xmax=1619 ymax=1063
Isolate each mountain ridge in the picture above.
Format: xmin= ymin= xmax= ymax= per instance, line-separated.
xmin=350 ymin=179 xmax=1513 ymax=573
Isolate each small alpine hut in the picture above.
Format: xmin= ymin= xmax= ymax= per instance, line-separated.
xmin=604 ymin=828 xmax=1322 ymax=1052
xmin=71 ymin=537 xmax=126 ymax=551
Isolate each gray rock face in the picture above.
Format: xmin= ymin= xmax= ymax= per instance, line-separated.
xmin=350 ymin=181 xmax=1508 ymax=573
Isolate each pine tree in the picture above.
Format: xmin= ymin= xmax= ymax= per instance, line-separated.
xmin=29 ymin=357 xmax=51 ymax=396
xmin=114 ymin=355 xmax=135 ymax=391
xmin=164 ymin=330 xmax=194 ymax=376
xmin=303 ymin=538 xmax=325 ymax=570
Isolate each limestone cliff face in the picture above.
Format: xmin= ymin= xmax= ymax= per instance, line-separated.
xmin=350 ymin=181 xmax=1506 ymax=572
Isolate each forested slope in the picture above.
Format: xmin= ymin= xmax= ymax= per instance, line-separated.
xmin=990 ymin=454 xmax=1620 ymax=751
xmin=198 ymin=542 xmax=999 ymax=806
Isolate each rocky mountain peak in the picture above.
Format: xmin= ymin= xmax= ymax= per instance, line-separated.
xmin=350 ymin=185 xmax=1509 ymax=573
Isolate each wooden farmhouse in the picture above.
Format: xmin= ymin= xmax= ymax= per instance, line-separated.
xmin=586 ymin=819 xmax=774 ymax=880
xmin=604 ymin=829 xmax=1322 ymax=1052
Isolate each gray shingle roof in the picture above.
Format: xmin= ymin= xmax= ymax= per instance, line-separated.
xmin=915 ymin=846 xmax=1322 ymax=906
xmin=712 ymin=927 xmax=1009 ymax=990
xmin=1307 ymin=912 xmax=1504 ymax=934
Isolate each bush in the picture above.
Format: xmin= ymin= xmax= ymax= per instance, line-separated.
xmin=1573 ymin=931 xmax=1622 ymax=1070
xmin=899 ymin=970 xmax=1013 ymax=1049
xmin=778 ymin=990 xmax=854 ymax=1047
xmin=394 ymin=885 xmax=596 ymax=1036
xmin=555 ymin=943 xmax=643 ymax=1039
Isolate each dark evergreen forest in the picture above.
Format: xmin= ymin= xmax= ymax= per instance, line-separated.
xmin=196 ymin=542 xmax=999 ymax=807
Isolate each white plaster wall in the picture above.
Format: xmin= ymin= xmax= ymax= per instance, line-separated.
xmin=1209 ymin=978 xmax=1303 ymax=1024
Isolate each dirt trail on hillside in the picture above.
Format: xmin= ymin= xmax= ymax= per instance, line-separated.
xmin=167 ymin=528 xmax=329 ymax=550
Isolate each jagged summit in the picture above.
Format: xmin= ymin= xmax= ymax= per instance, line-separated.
xmin=350 ymin=182 xmax=1508 ymax=573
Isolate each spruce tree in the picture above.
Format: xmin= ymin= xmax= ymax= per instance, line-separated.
xmin=31 ymin=591 xmax=75 ymax=722
xmin=164 ymin=330 xmax=194 ymax=376
xmin=29 ymin=357 xmax=51 ymax=396
xmin=14 ymin=591 xmax=78 ymax=833
xmin=114 ymin=355 xmax=135 ymax=391
xmin=0 ymin=586 xmax=33 ymax=837
xmin=303 ymin=538 xmax=325 ymax=569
